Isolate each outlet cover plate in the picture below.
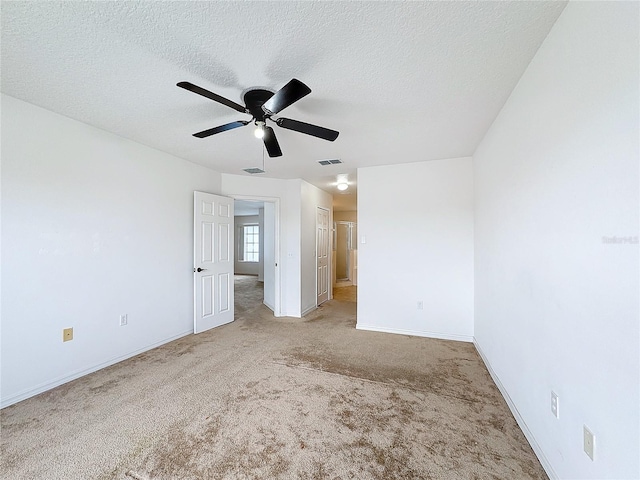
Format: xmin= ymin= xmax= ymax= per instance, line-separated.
xmin=583 ymin=425 xmax=595 ymax=460
xmin=63 ymin=327 xmax=73 ymax=342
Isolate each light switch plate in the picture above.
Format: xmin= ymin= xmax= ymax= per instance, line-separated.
xmin=551 ymin=391 xmax=559 ymax=418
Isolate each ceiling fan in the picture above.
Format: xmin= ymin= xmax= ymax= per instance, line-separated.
xmin=177 ymin=79 xmax=339 ymax=157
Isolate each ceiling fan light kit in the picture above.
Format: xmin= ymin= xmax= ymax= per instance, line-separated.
xmin=254 ymin=121 xmax=265 ymax=139
xmin=177 ymin=79 xmax=339 ymax=158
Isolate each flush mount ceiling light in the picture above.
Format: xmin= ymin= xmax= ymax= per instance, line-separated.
xmin=336 ymin=174 xmax=349 ymax=191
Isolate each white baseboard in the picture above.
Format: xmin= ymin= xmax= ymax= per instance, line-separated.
xmin=473 ymin=340 xmax=558 ymax=480
xmin=1 ymin=330 xmax=193 ymax=409
xmin=301 ymin=305 xmax=317 ymax=317
xmin=263 ymin=300 xmax=275 ymax=312
xmin=356 ymin=323 xmax=473 ymax=343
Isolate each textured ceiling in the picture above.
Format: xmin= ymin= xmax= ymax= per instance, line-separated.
xmin=1 ymin=1 xmax=566 ymax=209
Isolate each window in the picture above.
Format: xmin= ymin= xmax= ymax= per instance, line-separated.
xmin=240 ymin=224 xmax=259 ymax=262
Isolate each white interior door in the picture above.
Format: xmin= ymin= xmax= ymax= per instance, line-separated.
xmin=317 ymin=207 xmax=330 ymax=305
xmin=194 ymin=191 xmax=234 ymax=334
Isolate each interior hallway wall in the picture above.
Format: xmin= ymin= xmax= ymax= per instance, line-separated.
xmin=300 ymin=181 xmax=333 ymax=315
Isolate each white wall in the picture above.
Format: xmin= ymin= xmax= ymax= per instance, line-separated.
xmin=473 ymin=3 xmax=639 ymax=479
xmin=300 ymin=181 xmax=333 ymax=315
xmin=1 ymin=95 xmax=222 ymax=407
xmin=234 ymin=215 xmax=260 ymax=275
xmin=357 ymin=158 xmax=474 ymax=341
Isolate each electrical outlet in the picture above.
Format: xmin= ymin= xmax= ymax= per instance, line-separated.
xmin=119 ymin=314 xmax=128 ymax=326
xmin=417 ymin=301 xmax=424 ymax=310
xmin=63 ymin=328 xmax=73 ymax=342
xmin=583 ymin=425 xmax=595 ymax=460
xmin=551 ymin=391 xmax=559 ymax=418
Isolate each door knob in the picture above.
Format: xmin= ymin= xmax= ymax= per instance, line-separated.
xmin=194 ymin=267 xmax=207 ymax=272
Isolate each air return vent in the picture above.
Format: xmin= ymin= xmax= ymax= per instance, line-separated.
xmin=243 ymin=168 xmax=265 ymax=174
xmin=318 ymin=159 xmax=342 ymax=166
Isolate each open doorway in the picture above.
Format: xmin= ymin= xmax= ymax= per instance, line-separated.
xmin=335 ymin=221 xmax=356 ymax=285
xmin=233 ymin=197 xmax=279 ymax=316
xmin=332 ymin=212 xmax=357 ymax=303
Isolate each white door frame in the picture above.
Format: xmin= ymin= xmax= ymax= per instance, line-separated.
xmin=229 ymin=194 xmax=281 ymax=317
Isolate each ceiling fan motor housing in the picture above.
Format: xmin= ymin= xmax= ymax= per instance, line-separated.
xmin=243 ymin=89 xmax=274 ymax=122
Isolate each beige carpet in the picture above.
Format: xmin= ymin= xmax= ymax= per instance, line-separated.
xmin=1 ymin=276 xmax=547 ymax=479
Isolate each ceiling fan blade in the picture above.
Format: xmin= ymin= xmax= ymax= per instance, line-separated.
xmin=262 ymin=79 xmax=311 ymax=115
xmin=177 ymin=81 xmax=248 ymax=114
xmin=193 ymin=120 xmax=249 ymax=138
xmin=263 ymin=126 xmax=282 ymax=157
xmin=276 ymin=118 xmax=339 ymax=141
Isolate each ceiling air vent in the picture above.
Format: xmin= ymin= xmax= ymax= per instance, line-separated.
xmin=318 ymin=159 xmax=342 ymax=166
xmin=243 ymin=168 xmax=265 ymax=174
